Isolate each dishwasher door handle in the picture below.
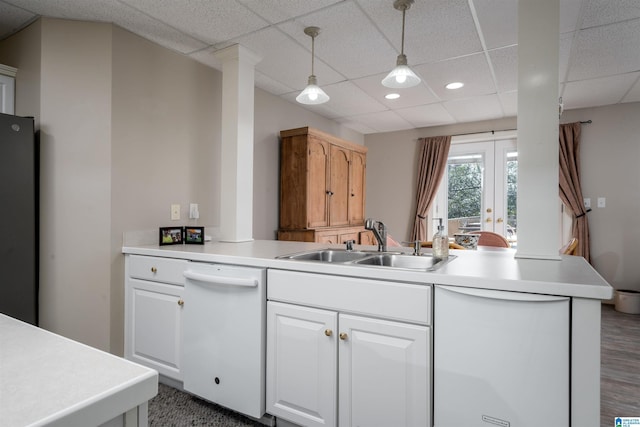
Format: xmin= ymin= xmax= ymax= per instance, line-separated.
xmin=183 ymin=270 xmax=258 ymax=287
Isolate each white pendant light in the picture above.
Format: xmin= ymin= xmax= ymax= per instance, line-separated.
xmin=382 ymin=0 xmax=421 ymax=89
xmin=297 ymin=26 xmax=329 ymax=105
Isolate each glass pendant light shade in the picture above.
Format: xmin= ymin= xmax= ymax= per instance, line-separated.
xmin=382 ymin=0 xmax=421 ymax=89
xmin=296 ymin=75 xmax=330 ymax=104
xmin=297 ymin=27 xmax=329 ymax=105
xmin=381 ymin=54 xmax=421 ymax=88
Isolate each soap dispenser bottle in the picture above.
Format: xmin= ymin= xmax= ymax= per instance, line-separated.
xmin=432 ymin=218 xmax=449 ymax=259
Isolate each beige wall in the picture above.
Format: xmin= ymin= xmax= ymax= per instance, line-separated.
xmin=365 ymin=105 xmax=640 ymax=292
xmin=0 ymin=17 xmax=361 ymax=354
xmin=252 ymin=88 xmax=363 ymax=240
xmin=561 ymin=103 xmax=640 ymax=292
xmin=364 ymin=117 xmax=517 ymax=241
xmin=109 ymin=26 xmax=222 ymax=353
xmin=41 ymin=19 xmax=113 ymax=349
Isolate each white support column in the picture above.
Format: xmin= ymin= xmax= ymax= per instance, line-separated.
xmin=214 ymin=45 xmax=261 ymax=242
xmin=515 ymin=0 xmax=561 ymax=260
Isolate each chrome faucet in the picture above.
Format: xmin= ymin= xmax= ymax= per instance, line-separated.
xmin=365 ymin=218 xmax=387 ymax=252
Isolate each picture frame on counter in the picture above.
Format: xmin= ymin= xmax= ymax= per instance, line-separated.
xmin=159 ymin=227 xmax=183 ymax=245
xmin=185 ymin=227 xmax=205 ymax=245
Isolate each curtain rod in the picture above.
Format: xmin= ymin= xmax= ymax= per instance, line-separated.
xmin=450 ymin=120 xmax=592 ymax=137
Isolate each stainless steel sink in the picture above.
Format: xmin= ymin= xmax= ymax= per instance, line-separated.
xmin=278 ymin=249 xmax=372 ymax=263
xmin=278 ymin=249 xmax=454 ymax=271
xmin=353 ymin=253 xmax=455 ymax=271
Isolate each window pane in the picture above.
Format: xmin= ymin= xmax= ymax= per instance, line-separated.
xmin=447 ymin=155 xmax=483 ymax=231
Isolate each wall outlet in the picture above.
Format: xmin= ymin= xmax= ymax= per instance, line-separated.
xmin=583 ymin=198 xmax=591 ymax=208
xmin=171 ymin=204 xmax=181 ymax=220
xmin=597 ymin=197 xmax=606 ymax=208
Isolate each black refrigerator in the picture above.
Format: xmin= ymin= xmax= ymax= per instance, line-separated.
xmin=0 ymin=113 xmax=38 ymax=325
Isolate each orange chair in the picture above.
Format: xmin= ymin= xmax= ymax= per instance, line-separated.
xmin=475 ymin=231 xmax=510 ymax=248
xmin=560 ymin=237 xmax=578 ymax=255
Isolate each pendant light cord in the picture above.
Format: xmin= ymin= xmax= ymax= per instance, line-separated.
xmin=311 ymin=34 xmax=315 ymax=76
xmin=400 ymin=8 xmax=406 ymax=56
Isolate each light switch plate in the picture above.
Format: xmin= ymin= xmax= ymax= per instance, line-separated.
xmin=583 ymin=198 xmax=591 ymax=208
xmin=171 ymin=204 xmax=180 ymax=220
xmin=597 ymin=197 xmax=606 ymax=208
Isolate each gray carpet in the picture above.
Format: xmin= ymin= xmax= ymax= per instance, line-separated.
xmin=148 ymin=383 xmax=263 ymax=426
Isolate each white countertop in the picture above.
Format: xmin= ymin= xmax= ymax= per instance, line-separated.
xmin=0 ymin=314 xmax=158 ymax=427
xmin=122 ymin=240 xmax=613 ymax=300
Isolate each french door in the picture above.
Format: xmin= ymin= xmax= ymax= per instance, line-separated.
xmin=430 ymin=134 xmax=517 ymax=244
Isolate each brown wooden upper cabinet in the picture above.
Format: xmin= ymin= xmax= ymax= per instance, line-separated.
xmin=279 ymin=127 xmax=368 ymax=243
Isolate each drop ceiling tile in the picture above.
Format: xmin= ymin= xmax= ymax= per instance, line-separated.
xmin=278 ymin=80 xmax=388 ymax=120
xmin=559 ymin=32 xmax=573 ymax=82
xmin=351 ymin=73 xmax=440 ymax=109
xmin=559 ymin=0 xmax=583 ymax=34
xmin=361 ymin=0 xmax=483 ymax=66
xmin=345 ymin=110 xmax=414 ymax=134
xmin=333 ymin=117 xmax=377 ymax=135
xmin=489 ymin=45 xmax=517 ymax=92
xmin=0 ymin=2 xmax=36 ymax=39
xmin=278 ymin=2 xmax=397 ymax=79
xmin=562 ymin=72 xmax=640 ymax=109
xmin=443 ymin=94 xmax=504 ymax=122
xmin=188 ymin=46 xmax=223 ymax=70
xmin=315 ymin=80 xmax=388 ymax=117
xmin=395 ymin=103 xmax=457 ymax=128
xmin=471 ymin=0 xmax=517 ymax=49
xmin=254 ymin=70 xmax=297 ymax=96
xmin=234 ymin=26 xmax=344 ymax=92
xmin=622 ymin=75 xmax=640 ymax=103
xmin=498 ymin=91 xmax=518 ymax=117
xmin=568 ymin=19 xmax=640 ymax=81
xmin=239 ymin=0 xmax=342 ymax=25
xmin=580 ymin=0 xmax=640 ymax=29
xmin=116 ymin=15 xmax=208 ymax=54
xmin=415 ymin=53 xmax=496 ymax=100
xmin=5 ymin=0 xmax=208 ymax=54
xmin=119 ymin=0 xmax=268 ymax=44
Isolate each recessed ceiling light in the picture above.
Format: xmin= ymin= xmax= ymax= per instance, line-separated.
xmin=385 ymin=93 xmax=400 ymax=100
xmin=445 ymin=82 xmax=464 ymax=90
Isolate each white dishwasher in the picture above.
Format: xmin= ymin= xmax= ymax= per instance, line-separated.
xmin=434 ymin=285 xmax=569 ymax=427
xmin=182 ymin=262 xmax=266 ymax=419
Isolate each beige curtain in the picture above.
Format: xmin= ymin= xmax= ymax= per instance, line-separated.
xmin=559 ymin=122 xmax=590 ymax=262
xmin=411 ymin=136 xmax=451 ymax=241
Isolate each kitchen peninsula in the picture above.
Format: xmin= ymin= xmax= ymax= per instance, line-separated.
xmin=1 ymin=314 xmax=157 ymax=427
xmin=123 ymin=239 xmax=612 ymax=427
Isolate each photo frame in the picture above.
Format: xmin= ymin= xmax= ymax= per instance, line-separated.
xmin=185 ymin=226 xmax=205 ymax=245
xmin=159 ymin=226 xmax=183 ymax=246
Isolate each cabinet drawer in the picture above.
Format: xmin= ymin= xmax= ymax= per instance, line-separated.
xmin=128 ymin=255 xmax=188 ymax=286
xmin=267 ymin=270 xmax=431 ymax=325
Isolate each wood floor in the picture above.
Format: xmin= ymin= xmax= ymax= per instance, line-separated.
xmin=149 ymin=303 xmax=639 ymax=426
xmin=600 ymin=304 xmax=640 ymax=425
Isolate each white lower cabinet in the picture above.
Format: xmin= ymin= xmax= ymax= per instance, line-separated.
xmin=125 ymin=255 xmax=187 ymax=380
xmin=267 ymin=301 xmax=429 ymax=427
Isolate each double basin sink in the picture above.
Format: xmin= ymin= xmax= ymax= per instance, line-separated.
xmin=278 ymin=249 xmax=455 ymax=272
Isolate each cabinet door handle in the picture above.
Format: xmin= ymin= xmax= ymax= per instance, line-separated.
xmin=177 ymin=299 xmax=184 ymax=307
xmin=151 ymin=267 xmax=157 ymax=273
xmin=325 ymin=329 xmax=333 ymax=337
xmin=339 ymin=332 xmax=348 ymax=341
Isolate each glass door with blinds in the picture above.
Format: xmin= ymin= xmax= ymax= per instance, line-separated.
xmin=430 ymin=135 xmax=517 ymax=246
